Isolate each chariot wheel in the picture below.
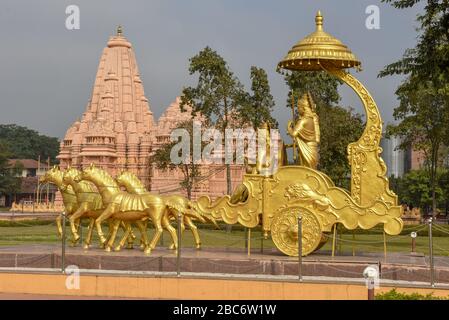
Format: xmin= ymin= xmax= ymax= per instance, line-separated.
xmin=271 ymin=206 xmax=322 ymax=257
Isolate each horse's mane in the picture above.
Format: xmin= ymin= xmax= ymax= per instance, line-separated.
xmin=65 ymin=168 xmax=98 ymax=192
xmin=77 ymin=181 xmax=100 ymax=193
xmin=47 ymin=168 xmax=63 ymax=182
xmin=89 ymin=166 xmax=119 ymax=188
xmin=117 ymin=171 xmax=147 ymax=192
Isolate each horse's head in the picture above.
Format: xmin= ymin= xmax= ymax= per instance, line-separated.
xmin=80 ymin=163 xmax=99 ymax=182
xmin=115 ymin=170 xmax=136 ymax=188
xmin=40 ymin=165 xmax=62 ymax=184
xmin=63 ymin=166 xmax=82 ymax=184
xmin=80 ymin=164 xmax=117 ymax=189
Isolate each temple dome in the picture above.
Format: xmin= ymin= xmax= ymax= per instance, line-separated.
xmin=278 ymin=11 xmax=361 ymax=71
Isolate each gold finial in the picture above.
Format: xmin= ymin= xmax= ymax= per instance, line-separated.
xmin=315 ymin=11 xmax=323 ymax=31
xmin=117 ymin=25 xmax=123 ymax=36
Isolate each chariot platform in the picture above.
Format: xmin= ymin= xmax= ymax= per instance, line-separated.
xmin=0 ymin=244 xmax=447 ymax=284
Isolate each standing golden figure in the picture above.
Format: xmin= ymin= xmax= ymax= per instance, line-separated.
xmin=287 ymin=92 xmax=320 ymax=169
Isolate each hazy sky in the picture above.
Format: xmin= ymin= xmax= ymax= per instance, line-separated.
xmin=0 ymin=0 xmax=422 ymax=139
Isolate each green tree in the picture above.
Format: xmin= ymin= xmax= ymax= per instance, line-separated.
xmin=180 ymin=47 xmax=245 ymax=196
xmin=285 ymin=71 xmax=364 ymax=188
xmin=0 ymin=124 xmax=60 ymax=163
xmin=435 ymin=168 xmax=449 ymax=215
xmin=396 ymin=170 xmax=444 ymax=214
xmin=380 ymin=1 xmax=449 ymax=94
xmin=149 ymin=120 xmax=203 ymax=200
xmin=386 ymin=79 xmax=449 ymax=216
xmin=0 ymin=141 xmax=22 ymax=199
xmin=380 ymin=0 xmax=449 ymax=216
xmin=237 ymin=66 xmax=277 ymax=130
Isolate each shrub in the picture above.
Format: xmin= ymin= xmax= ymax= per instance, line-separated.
xmin=376 ymin=289 xmax=447 ymax=300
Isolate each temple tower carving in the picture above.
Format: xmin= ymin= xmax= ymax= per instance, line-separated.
xmin=57 ymin=27 xmax=155 ymax=186
xmin=58 ymin=27 xmax=244 ymax=198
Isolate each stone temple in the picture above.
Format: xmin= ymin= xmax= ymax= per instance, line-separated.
xmin=57 ymin=27 xmax=244 ymax=198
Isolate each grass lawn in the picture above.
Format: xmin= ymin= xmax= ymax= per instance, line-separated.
xmin=0 ymin=221 xmax=448 ymax=256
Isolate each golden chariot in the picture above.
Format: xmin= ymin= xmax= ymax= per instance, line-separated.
xmin=195 ymin=12 xmax=404 ymax=257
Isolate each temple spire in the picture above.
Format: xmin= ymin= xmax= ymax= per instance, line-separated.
xmin=116 ymin=25 xmax=123 ymax=36
xmin=315 ymin=11 xmax=323 ymax=31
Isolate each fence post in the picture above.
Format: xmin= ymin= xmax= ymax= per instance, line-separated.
xmin=428 ymin=217 xmax=435 ymax=287
xmin=176 ymin=212 xmax=182 ymax=277
xmin=61 ymin=212 xmax=66 ymax=273
xmin=368 ymin=286 xmax=375 ymax=300
xmin=298 ymin=216 xmax=303 ymax=282
xmin=247 ymin=228 xmax=251 ymax=256
xmin=79 ymin=222 xmax=83 ymax=246
xmin=332 ymin=224 xmax=337 ymax=257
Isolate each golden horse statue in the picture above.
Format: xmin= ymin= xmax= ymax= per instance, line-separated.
xmin=115 ymin=171 xmax=218 ymax=249
xmin=39 ymin=166 xmax=80 ymax=244
xmin=63 ymin=167 xmax=136 ymax=250
xmin=76 ymin=165 xmax=196 ymax=254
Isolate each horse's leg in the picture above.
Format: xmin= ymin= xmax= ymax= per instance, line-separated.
xmin=185 ymin=216 xmax=201 ymax=249
xmin=73 ymin=218 xmax=82 ymax=245
xmin=105 ymin=219 xmax=121 ymax=252
xmin=168 ymin=212 xmax=185 ymax=250
xmin=121 ymin=221 xmax=135 ymax=249
xmin=140 ymin=220 xmax=148 ymax=249
xmin=69 ymin=204 xmax=88 ymax=244
xmin=163 ymin=214 xmax=179 ymax=251
xmin=56 ymin=214 xmax=62 ymax=238
xmin=126 ymin=222 xmax=136 ymax=249
xmin=83 ymin=218 xmax=95 ymax=250
xmin=145 ymin=208 xmax=166 ymax=255
xmin=116 ymin=222 xmax=132 ymax=251
xmin=135 ymin=220 xmax=149 ymax=254
xmin=74 ymin=218 xmax=80 ymax=232
xmin=95 ymin=205 xmax=117 ymax=245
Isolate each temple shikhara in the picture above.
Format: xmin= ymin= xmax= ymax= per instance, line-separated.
xmin=57 ymin=27 xmax=244 ymax=198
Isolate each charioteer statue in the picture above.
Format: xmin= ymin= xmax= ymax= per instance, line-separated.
xmin=286 ymin=92 xmax=320 ymax=169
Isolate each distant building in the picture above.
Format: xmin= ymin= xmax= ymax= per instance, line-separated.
xmin=8 ymin=159 xmax=48 ymax=177
xmin=380 ymin=135 xmax=406 ymax=178
xmin=406 ymin=148 xmax=426 ymax=171
xmin=2 ymin=159 xmax=56 ymax=207
xmin=381 ymin=133 xmax=427 ymax=178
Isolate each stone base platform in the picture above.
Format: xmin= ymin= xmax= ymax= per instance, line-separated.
xmin=0 ymin=244 xmax=447 ymax=284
